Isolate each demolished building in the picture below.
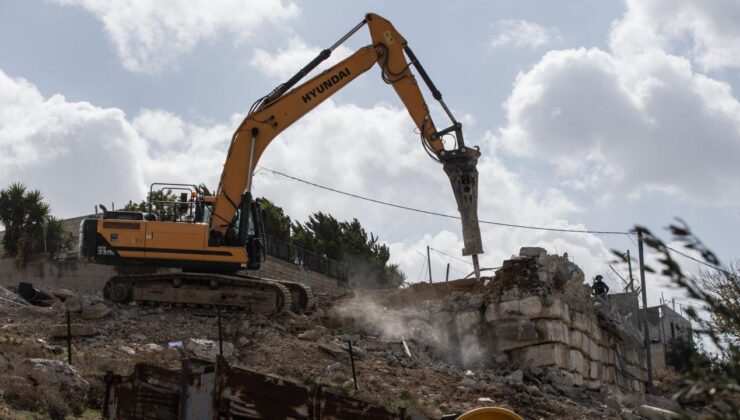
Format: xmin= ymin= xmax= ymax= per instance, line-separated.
xmin=340 ymin=247 xmax=652 ymax=394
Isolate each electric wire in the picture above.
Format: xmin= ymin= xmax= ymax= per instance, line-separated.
xmin=259 ymin=166 xmax=633 ymax=236
xmin=664 ymin=245 xmax=739 ymax=280
xmin=429 ymin=247 xmax=474 ymax=266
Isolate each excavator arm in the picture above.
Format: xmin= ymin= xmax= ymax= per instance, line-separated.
xmin=211 ymin=13 xmax=483 ymax=275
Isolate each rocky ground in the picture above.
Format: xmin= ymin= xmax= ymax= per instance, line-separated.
xmin=0 ymin=283 xmax=688 ymax=419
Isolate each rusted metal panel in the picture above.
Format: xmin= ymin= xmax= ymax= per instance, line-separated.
xmin=105 ymin=358 xmax=403 ymax=420
xmin=214 ymin=357 xmax=314 ymax=419
xmin=103 ymin=364 xmax=181 ymax=419
xmin=317 ymin=387 xmax=400 ymax=420
xmin=181 ymin=360 xmax=218 ymax=420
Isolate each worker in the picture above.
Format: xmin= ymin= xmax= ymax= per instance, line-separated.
xmin=591 ymin=275 xmax=610 ymax=299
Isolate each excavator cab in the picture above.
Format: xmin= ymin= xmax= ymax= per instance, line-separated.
xmin=80 ymin=184 xmax=266 ymax=271
xmin=229 ymin=191 xmax=265 ymax=270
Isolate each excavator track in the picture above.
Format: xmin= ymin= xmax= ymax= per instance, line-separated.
xmin=238 ymin=272 xmax=317 ymax=314
xmin=103 ymin=272 xmax=292 ymax=317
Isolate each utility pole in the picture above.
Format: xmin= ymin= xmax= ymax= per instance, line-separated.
xmin=637 ymin=231 xmax=653 ymax=388
xmin=426 ymin=246 xmax=432 ymax=284
xmin=626 ymin=249 xmax=635 ymax=293
xmin=445 ymin=263 xmax=450 ymax=282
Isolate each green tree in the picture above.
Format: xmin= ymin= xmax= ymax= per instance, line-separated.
xmin=0 ymin=183 xmax=51 ymax=266
xmin=257 ymin=197 xmax=292 ymax=241
xmin=697 ymin=262 xmax=740 ymax=345
xmin=43 ymin=216 xmax=76 ymax=259
xmin=614 ymin=221 xmax=739 ymax=417
xmin=124 ymin=189 xmax=177 ymax=220
xmin=290 ymin=212 xmax=406 ymax=288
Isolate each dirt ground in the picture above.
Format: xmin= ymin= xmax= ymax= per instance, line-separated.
xmin=0 ymin=285 xmax=638 ymax=420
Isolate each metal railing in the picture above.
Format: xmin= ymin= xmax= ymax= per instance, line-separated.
xmin=263 ymin=235 xmax=348 ymax=282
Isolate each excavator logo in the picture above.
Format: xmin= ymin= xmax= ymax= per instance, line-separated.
xmin=301 ymin=67 xmax=351 ymax=104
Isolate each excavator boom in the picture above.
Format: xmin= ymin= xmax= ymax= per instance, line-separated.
xmin=210 ymin=13 xmax=483 ymax=272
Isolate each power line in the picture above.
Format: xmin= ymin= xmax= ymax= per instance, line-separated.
xmin=259 ymin=166 xmax=632 ymax=236
xmin=664 ymin=245 xmax=739 ymax=280
xmin=429 ymin=247 xmax=474 ymax=266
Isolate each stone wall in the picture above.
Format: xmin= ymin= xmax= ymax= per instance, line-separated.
xmin=360 ymin=247 xmax=648 ymax=394
xmin=0 ymin=256 xmax=347 ymax=296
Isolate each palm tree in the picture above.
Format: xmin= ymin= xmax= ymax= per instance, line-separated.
xmin=0 ymin=183 xmax=51 ymax=266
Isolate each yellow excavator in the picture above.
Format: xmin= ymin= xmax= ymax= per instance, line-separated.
xmin=79 ymin=13 xmax=484 ymax=316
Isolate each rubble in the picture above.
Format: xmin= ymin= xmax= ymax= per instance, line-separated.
xmin=17 ymin=282 xmax=53 ymax=307
xmin=0 ymin=247 xmax=707 ymax=418
xmin=338 ymin=247 xmax=649 ymax=393
xmin=80 ymin=302 xmax=111 ymax=319
xmin=48 ymin=323 xmax=97 ymax=338
xmin=637 ymin=404 xmax=681 ymax=419
xmin=19 ymin=358 xmax=89 ymax=400
xmin=185 ymin=338 xmax=235 ymax=359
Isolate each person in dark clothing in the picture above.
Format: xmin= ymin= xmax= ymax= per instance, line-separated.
xmin=592 ymin=275 xmax=609 ymax=298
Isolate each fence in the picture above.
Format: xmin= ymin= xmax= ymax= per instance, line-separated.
xmin=264 ymin=236 xmax=348 ymax=282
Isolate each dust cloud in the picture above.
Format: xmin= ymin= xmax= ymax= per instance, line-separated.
xmin=334 ymin=294 xmax=486 ymax=368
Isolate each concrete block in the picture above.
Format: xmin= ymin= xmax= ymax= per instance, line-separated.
xmin=455 ymin=310 xmax=481 ymax=334
xmin=573 ymin=372 xmax=584 ymax=386
xmin=80 ymin=303 xmax=111 ymax=320
xmin=569 ymin=348 xmax=585 ymax=374
xmin=589 ymin=361 xmax=599 ymax=379
xmin=519 ymin=247 xmax=547 ymax=258
xmin=512 ymin=343 xmax=570 ymax=369
xmin=540 ymin=297 xmax=570 ymax=324
xmin=585 ymin=379 xmax=602 ymax=390
xmin=534 ymin=319 xmax=569 ymax=344
xmin=572 ymin=311 xmax=591 ymax=333
xmin=489 ymin=317 xmax=539 ymax=351
xmin=495 ymin=296 xmax=543 ymax=319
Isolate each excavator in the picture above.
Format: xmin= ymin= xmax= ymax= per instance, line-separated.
xmin=78 ymin=13 xmax=484 ymax=316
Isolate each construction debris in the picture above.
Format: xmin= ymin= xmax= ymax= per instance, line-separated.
xmin=17 ymin=282 xmax=53 ymax=307
xmin=48 ymin=323 xmax=97 ymax=338
xmin=184 ymin=338 xmax=234 ymax=359
xmin=339 ymin=247 xmax=649 ymax=393
xmin=0 ymin=248 xmax=708 ymax=418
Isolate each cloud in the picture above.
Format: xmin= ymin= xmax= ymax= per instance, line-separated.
xmin=611 ymin=0 xmax=740 ymax=72
xmin=490 ymin=19 xmax=559 ymax=49
xmin=498 ymin=17 xmax=740 ymax=205
xmin=0 ymin=65 xmax=615 ymax=284
xmin=53 ymin=0 xmax=300 ymax=72
xmin=0 ymin=69 xmax=148 ymax=217
xmin=249 ymin=37 xmax=353 ymax=81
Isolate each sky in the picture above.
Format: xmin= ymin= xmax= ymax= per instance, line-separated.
xmin=1 ymin=0 xmax=739 ymax=312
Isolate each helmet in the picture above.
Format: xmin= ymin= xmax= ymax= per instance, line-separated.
xmin=595 ymin=275 xmax=603 ymax=281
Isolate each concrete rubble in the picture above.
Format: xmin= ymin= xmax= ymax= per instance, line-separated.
xmin=185 ymin=337 xmax=235 ymax=359
xmin=20 ymin=358 xmax=89 ymax=400
xmin=0 ymin=253 xmax=707 ymax=418
xmin=339 ymin=247 xmax=650 ymax=396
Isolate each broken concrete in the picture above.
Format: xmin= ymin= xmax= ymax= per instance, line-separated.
xmin=184 ymin=338 xmax=234 ymax=359
xmin=340 ymin=247 xmax=649 ymax=394
xmin=80 ymin=302 xmax=111 ymax=320
xmin=19 ymin=358 xmax=89 ymax=400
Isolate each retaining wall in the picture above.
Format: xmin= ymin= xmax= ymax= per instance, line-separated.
xmin=0 ymin=256 xmax=347 ymax=296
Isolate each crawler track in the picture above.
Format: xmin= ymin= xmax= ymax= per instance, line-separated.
xmin=103 ymin=272 xmax=292 ymax=316
xmin=238 ymin=273 xmax=317 ymax=314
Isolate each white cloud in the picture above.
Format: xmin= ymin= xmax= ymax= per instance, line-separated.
xmin=53 ymin=0 xmax=300 ymax=72
xmin=249 ymin=37 xmax=353 ymax=80
xmin=498 ymin=21 xmax=740 ymax=205
xmin=611 ymin=0 xmax=740 ymax=72
xmin=491 ymin=19 xmax=559 ymax=49
xmin=0 ymin=69 xmax=148 ymax=217
xmin=0 ymin=66 xmax=615 ymax=283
